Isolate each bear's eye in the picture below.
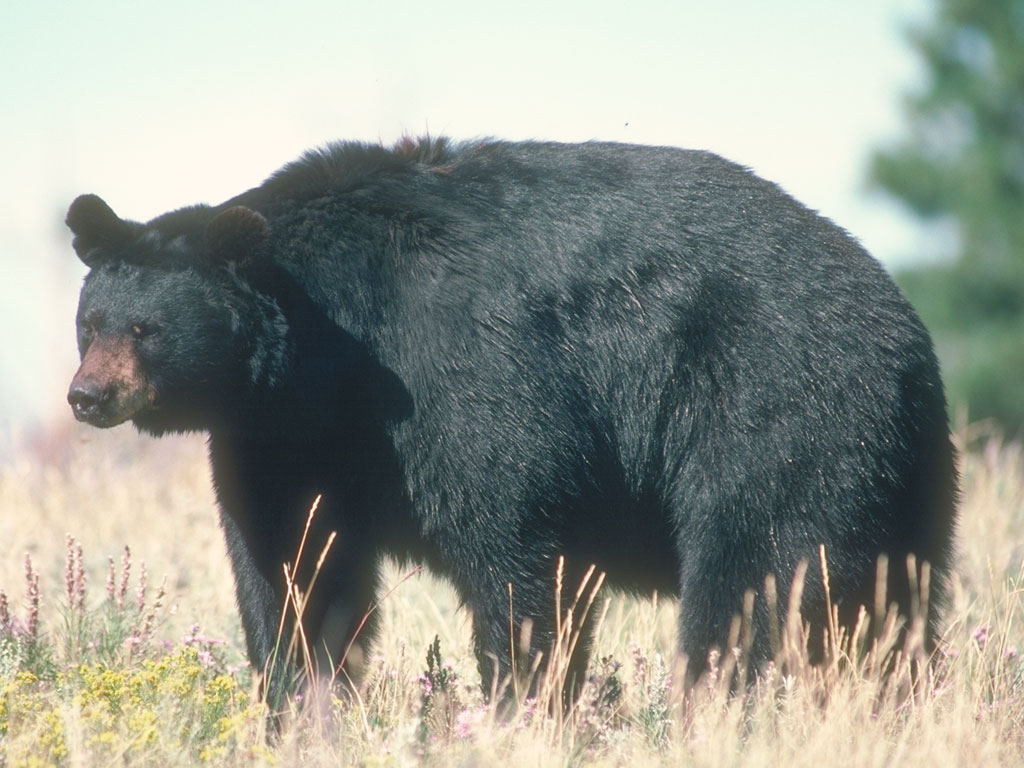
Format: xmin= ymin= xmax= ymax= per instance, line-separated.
xmin=80 ymin=312 xmax=101 ymax=337
xmin=131 ymin=323 xmax=153 ymax=340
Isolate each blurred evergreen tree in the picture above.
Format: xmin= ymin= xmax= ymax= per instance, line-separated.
xmin=870 ymin=0 xmax=1024 ymax=434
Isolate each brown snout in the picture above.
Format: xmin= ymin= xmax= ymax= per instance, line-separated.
xmin=67 ymin=336 xmax=155 ymax=427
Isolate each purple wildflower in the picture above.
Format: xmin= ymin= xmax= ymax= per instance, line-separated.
xmin=973 ymin=625 xmax=990 ymax=650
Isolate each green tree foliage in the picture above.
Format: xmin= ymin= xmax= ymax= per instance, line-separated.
xmin=870 ymin=0 xmax=1024 ymax=433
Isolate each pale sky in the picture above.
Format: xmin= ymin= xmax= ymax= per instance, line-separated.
xmin=0 ymin=0 xmax=938 ymax=429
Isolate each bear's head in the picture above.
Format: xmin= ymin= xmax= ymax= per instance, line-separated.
xmin=66 ymin=195 xmax=286 ymax=435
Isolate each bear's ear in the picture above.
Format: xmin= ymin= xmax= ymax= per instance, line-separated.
xmin=204 ymin=206 xmax=272 ymax=271
xmin=66 ymin=194 xmax=137 ymax=267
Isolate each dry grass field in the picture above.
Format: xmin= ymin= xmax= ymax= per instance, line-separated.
xmin=2 ymin=420 xmax=1024 ymax=766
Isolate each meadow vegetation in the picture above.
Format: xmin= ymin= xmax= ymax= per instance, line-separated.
xmin=1 ymin=421 xmax=1023 ymax=766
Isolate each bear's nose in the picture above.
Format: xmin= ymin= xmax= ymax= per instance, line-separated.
xmin=67 ymin=381 xmax=109 ymax=421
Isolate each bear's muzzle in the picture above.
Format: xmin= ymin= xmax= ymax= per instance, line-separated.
xmin=68 ymin=335 xmax=156 ymax=427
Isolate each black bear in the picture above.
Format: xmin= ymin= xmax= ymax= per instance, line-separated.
xmin=66 ymin=137 xmax=956 ymax=702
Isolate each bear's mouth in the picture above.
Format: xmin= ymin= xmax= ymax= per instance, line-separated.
xmin=67 ymin=380 xmax=158 ymax=428
xmin=71 ymin=406 xmax=130 ymax=428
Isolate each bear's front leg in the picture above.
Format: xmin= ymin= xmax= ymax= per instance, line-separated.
xmin=216 ymin=494 xmax=382 ymax=707
xmin=208 ymin=433 xmax=382 ymax=708
xmin=217 ymin=508 xmax=293 ymax=707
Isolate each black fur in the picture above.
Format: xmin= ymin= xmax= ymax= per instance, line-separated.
xmin=67 ymin=138 xmax=957 ymax=702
